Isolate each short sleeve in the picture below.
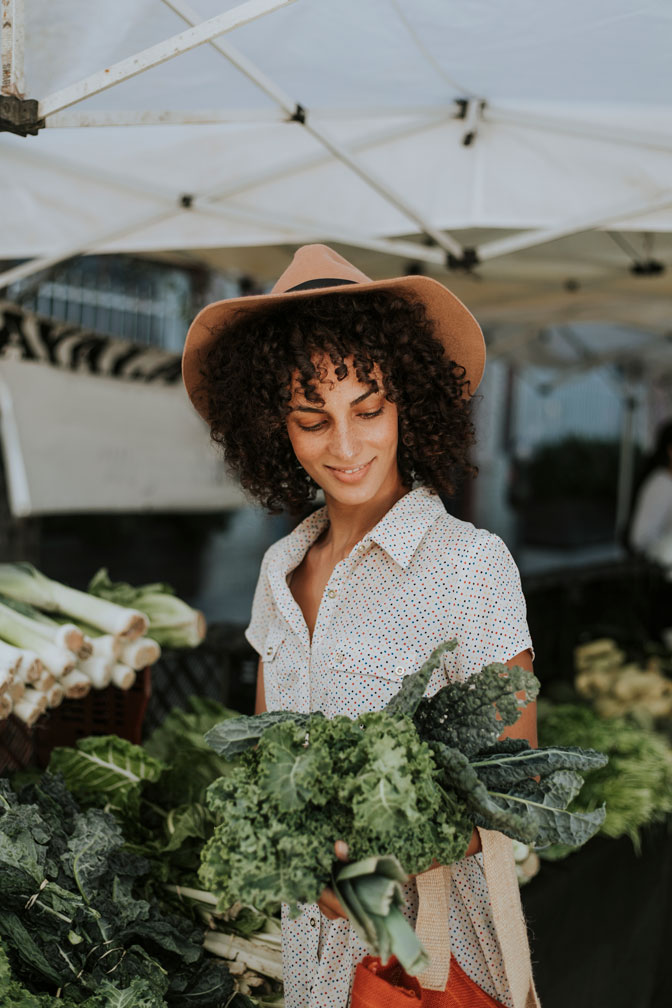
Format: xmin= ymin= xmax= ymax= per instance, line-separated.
xmin=452 ymin=532 xmax=534 ymax=680
xmin=244 ymin=547 xmax=276 ymax=657
xmin=630 ymin=471 xmax=672 ymax=553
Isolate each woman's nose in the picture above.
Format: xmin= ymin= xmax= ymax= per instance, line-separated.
xmin=328 ymin=419 xmax=360 ymax=461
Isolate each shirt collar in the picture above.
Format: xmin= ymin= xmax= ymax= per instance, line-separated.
xmin=280 ymin=484 xmax=445 ymax=572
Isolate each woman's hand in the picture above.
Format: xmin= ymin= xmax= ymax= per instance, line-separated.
xmin=317 ymin=841 xmax=350 ymax=921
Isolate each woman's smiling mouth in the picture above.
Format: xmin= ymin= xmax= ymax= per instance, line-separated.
xmin=325 ymin=459 xmax=375 ymax=481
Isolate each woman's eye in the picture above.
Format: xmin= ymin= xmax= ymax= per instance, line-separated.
xmin=298 ymin=407 xmax=383 ymax=432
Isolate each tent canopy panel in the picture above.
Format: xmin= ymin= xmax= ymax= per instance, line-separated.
xmin=23 ymin=0 xmax=672 ymax=110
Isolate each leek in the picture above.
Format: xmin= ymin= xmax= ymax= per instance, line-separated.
xmin=202 ymin=932 xmax=284 ymax=982
xmin=45 ymin=682 xmax=64 ymax=708
xmin=88 ymin=568 xmax=206 ymax=648
xmin=61 ymin=669 xmax=91 ymax=700
xmin=0 ymin=562 xmax=148 ymax=641
xmin=111 ymin=663 xmax=135 ymax=690
xmin=0 ymin=594 xmax=84 ymax=653
xmin=0 ymin=600 xmax=76 ymax=678
xmin=0 ymin=640 xmax=23 ymax=678
xmin=8 ymin=680 xmax=25 ymax=703
xmin=0 ymin=692 xmax=11 ymax=720
xmin=14 ymin=688 xmax=47 ymax=726
xmin=78 ymin=656 xmax=112 ymax=690
xmin=0 ymin=668 xmax=13 ymax=694
xmin=120 ymin=637 xmax=161 ymax=670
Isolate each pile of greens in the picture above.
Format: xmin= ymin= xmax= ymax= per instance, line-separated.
xmin=537 ymin=700 xmax=672 ymax=857
xmin=39 ymin=698 xmax=283 ymax=1005
xmin=201 ymin=642 xmax=608 ymax=973
xmin=0 ymin=771 xmax=234 ymax=1007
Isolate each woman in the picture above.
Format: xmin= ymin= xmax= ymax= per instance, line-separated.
xmin=629 ymin=419 xmax=672 ymax=564
xmin=182 ymin=245 xmax=540 ymax=1008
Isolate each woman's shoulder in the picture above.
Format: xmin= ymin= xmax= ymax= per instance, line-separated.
xmin=425 ymin=506 xmax=509 ymax=559
xmin=641 ymin=467 xmax=672 ymax=495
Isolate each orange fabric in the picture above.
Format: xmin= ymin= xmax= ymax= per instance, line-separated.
xmin=351 ymin=956 xmax=507 ymax=1008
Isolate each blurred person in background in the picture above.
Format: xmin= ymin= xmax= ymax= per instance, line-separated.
xmin=629 ymin=419 xmax=672 ymax=565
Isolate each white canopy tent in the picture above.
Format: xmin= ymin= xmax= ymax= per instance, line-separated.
xmin=1 ymin=0 xmax=671 ymax=517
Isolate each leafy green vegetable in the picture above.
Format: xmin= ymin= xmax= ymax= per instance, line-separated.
xmin=0 ymin=773 xmax=234 ymax=1006
xmin=144 ymin=697 xmax=237 ymax=807
xmin=383 ymin=640 xmax=457 ymax=718
xmin=49 ymin=735 xmax=165 ymax=815
xmin=414 ymin=661 xmax=540 ymax=757
xmin=200 ymin=647 xmax=608 ymax=972
xmin=538 ymin=701 xmax=672 ymax=854
xmin=332 ymin=856 xmax=428 ymax=976
xmin=205 ymin=710 xmax=315 ymax=760
xmin=200 ymin=711 xmax=473 ymax=917
xmin=88 ymin=568 xmax=205 ymax=648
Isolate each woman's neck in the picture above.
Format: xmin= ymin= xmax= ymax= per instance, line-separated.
xmin=318 ymin=476 xmax=410 ymax=562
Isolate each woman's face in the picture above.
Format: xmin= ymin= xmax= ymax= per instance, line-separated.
xmin=286 ymin=355 xmax=403 ymax=508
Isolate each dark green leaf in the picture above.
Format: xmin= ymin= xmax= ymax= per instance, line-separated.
xmin=205 ymin=711 xmax=314 ymax=759
xmin=384 ymin=640 xmax=457 ymax=718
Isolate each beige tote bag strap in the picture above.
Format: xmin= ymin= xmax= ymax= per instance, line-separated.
xmin=415 ymin=865 xmax=453 ymax=990
xmin=477 ymin=828 xmax=542 ymax=1008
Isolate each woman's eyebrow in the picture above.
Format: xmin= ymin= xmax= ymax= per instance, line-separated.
xmin=290 ymin=388 xmax=378 ymax=413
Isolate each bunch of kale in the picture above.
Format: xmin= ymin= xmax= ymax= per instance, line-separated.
xmin=0 ymin=772 xmax=234 ymax=1007
xmin=200 ymin=642 xmax=608 ymax=973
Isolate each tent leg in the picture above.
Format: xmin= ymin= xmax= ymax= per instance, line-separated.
xmin=1 ymin=0 xmax=24 ymax=97
xmin=615 ymin=390 xmax=638 ymax=541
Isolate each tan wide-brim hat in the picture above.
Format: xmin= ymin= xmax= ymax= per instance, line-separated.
xmin=182 ymin=244 xmax=485 ymax=422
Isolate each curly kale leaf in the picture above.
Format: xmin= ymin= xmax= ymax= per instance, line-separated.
xmin=383 ymin=640 xmax=457 ymax=718
xmin=200 ymin=759 xmax=336 ymax=914
xmin=414 ymin=662 xmax=540 ymax=757
xmin=204 ymin=711 xmax=316 ymax=759
xmin=200 ymin=710 xmax=474 ymax=913
xmin=257 ymin=721 xmax=333 ymax=812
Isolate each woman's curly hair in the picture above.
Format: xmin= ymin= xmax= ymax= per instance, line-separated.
xmin=197 ymin=289 xmax=478 ymax=513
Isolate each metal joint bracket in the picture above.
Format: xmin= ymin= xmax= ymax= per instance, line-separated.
xmin=290 ymin=103 xmax=306 ymax=124
xmin=447 ymin=247 xmax=479 ymax=272
xmin=454 ymin=98 xmax=486 ymax=147
xmin=180 ymin=193 xmax=194 ymax=209
xmin=0 ymin=95 xmax=44 ymax=136
xmin=630 ymin=259 xmax=665 ymax=276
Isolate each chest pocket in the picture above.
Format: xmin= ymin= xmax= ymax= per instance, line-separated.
xmin=322 ymin=645 xmax=420 ymax=717
xmin=262 ymin=622 xmax=285 ymax=665
xmin=261 ymin=621 xmax=299 ymax=710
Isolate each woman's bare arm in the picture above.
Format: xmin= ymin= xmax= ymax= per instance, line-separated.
xmin=254 ymin=658 xmax=267 ymax=715
xmin=461 ymin=648 xmax=537 ymax=856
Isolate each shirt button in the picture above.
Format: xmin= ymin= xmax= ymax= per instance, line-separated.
xmin=336 ymin=652 xmax=344 ymax=662
xmin=395 ymin=665 xmax=404 ymax=674
xmin=309 ymin=917 xmax=317 ymax=927
xmin=327 ymin=589 xmax=337 ymax=598
xmin=266 ymin=647 xmax=273 ymax=656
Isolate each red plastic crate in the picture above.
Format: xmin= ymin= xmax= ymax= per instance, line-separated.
xmin=0 ymin=667 xmax=152 ymax=774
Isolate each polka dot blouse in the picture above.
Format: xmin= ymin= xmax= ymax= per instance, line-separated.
xmin=245 ymin=485 xmax=534 ymax=1008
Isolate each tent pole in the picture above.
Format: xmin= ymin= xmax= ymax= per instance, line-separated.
xmin=477 ymin=190 xmax=672 ymax=262
xmin=200 ymin=112 xmax=452 ymax=203
xmin=486 ymin=105 xmax=672 ymax=155
xmin=39 ymin=0 xmax=296 ymax=119
xmin=160 ymin=0 xmax=466 ymax=262
xmin=615 ymin=386 xmax=638 ymax=540
xmin=1 ymin=0 xmax=24 ymax=97
xmin=0 ymin=207 xmax=180 ymax=290
xmin=194 ymin=201 xmax=449 ymax=267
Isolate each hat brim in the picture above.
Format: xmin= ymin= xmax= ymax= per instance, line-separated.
xmin=182 ymin=274 xmax=485 ymax=422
